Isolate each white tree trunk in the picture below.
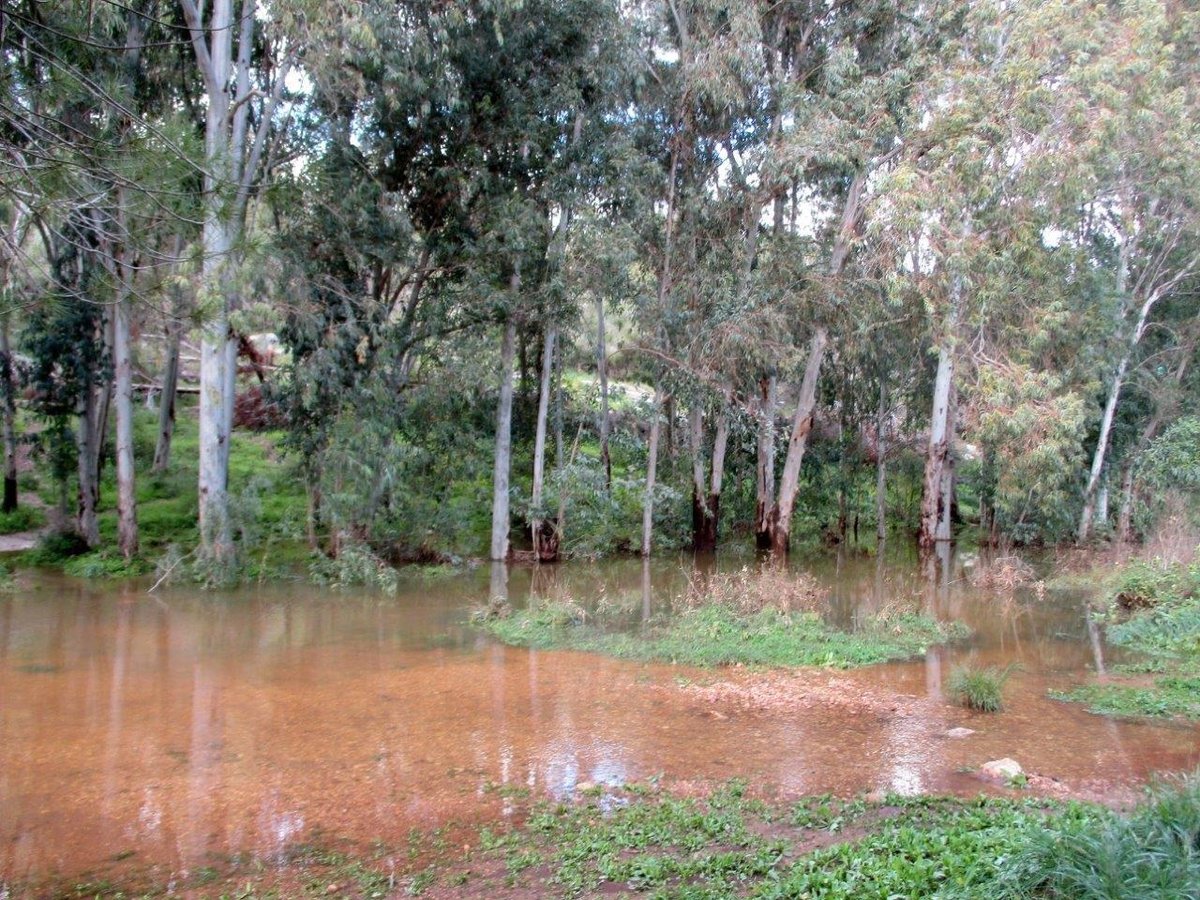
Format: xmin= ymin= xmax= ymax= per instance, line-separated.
xmin=754 ymin=375 xmax=777 ymax=549
xmin=1078 ymin=354 xmax=1127 ymax=541
xmin=490 ymin=318 xmax=517 ymax=561
xmin=596 ymin=296 xmax=611 ymax=490
xmin=113 ymin=205 xmax=138 ymax=558
xmin=920 ymin=328 xmax=956 ymax=548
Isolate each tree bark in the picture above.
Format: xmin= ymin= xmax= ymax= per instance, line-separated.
xmin=531 ymin=327 xmax=557 ymax=562
xmin=641 ymin=386 xmax=663 ymax=557
xmin=920 ymin=323 xmax=957 ymax=548
xmin=113 ymin=193 xmax=138 ymax=559
xmin=76 ymin=382 xmax=100 ymax=548
xmin=754 ymin=375 xmax=777 ymax=550
xmin=490 ymin=315 xmax=517 ymax=561
xmin=766 ymin=328 xmax=828 ymax=557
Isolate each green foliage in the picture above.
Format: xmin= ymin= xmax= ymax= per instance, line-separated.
xmin=62 ymin=551 xmax=152 ymax=579
xmin=1055 ymin=558 xmax=1200 ymax=720
xmin=997 ymin=773 xmax=1200 ymax=898
xmin=948 ymin=665 xmax=1014 ymax=712
xmin=25 ymin=530 xmax=90 ymax=566
xmin=310 ymin=542 xmax=399 ymax=593
xmin=480 ymin=600 xmax=968 ymax=669
xmin=0 ymin=506 xmax=42 ymax=534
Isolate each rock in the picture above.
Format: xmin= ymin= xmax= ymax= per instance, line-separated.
xmin=980 ymin=758 xmax=1023 ymax=781
xmin=575 ymin=781 xmax=597 ymax=793
xmin=946 ymin=727 xmax=976 ymax=739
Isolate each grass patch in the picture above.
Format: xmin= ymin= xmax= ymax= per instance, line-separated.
xmin=0 ymin=505 xmax=43 ymax=534
xmin=1050 ymin=678 xmax=1200 ymax=720
xmin=948 ymin=664 xmax=1014 ymax=712
xmin=1055 ymin=556 xmax=1200 ymax=721
xmin=479 ymin=599 xmax=968 ymax=669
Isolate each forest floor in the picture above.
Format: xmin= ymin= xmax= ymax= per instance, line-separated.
xmin=32 ymin=775 xmax=1200 ymax=899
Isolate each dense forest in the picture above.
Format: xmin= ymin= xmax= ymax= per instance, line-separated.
xmin=1 ymin=0 xmax=1198 ymax=580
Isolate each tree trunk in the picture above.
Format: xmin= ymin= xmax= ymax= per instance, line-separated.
xmin=153 ymin=321 xmax=181 ymax=474
xmin=1078 ymin=353 xmax=1127 ymax=542
xmin=1116 ymin=460 xmax=1136 ymax=544
xmin=688 ymin=406 xmax=714 ymax=551
xmin=596 ymin=296 xmax=611 ymax=491
xmin=641 ymin=386 xmax=663 ymax=557
xmin=754 ymin=375 xmax=777 ymax=550
xmin=0 ymin=316 xmax=19 ymax=513
xmin=531 ymin=327 xmax=558 ymax=562
xmin=490 ymin=316 xmax=517 ymax=561
xmin=920 ymin=337 xmax=956 ymax=548
xmin=766 ymin=328 xmax=828 ymax=557
xmin=113 ymin=207 xmax=138 ymax=559
xmin=875 ymin=379 xmax=887 ymax=546
xmin=934 ymin=385 xmax=957 ymax=543
xmin=76 ymin=383 xmax=100 ymax=548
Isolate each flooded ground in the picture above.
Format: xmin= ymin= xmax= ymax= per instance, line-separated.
xmin=2 ymin=549 xmax=1198 ymax=886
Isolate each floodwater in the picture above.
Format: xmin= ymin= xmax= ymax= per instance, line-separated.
xmin=1 ymin=548 xmax=1198 ymax=887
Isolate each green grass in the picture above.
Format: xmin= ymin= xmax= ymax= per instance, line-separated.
xmin=480 ymin=600 xmax=969 ymax=669
xmin=1054 ymin=558 xmax=1200 ymax=721
xmin=0 ymin=505 xmax=43 ymax=534
xmin=948 ymin=664 xmax=1013 ymax=712
xmin=17 ymin=405 xmax=310 ymax=581
xmin=1050 ymin=677 xmax=1200 ymax=720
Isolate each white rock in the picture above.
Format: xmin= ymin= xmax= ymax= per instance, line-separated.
xmin=980 ymin=758 xmax=1023 ymax=780
xmin=946 ymin=727 xmax=976 ymax=739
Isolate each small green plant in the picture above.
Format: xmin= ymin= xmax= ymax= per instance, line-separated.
xmin=948 ymin=664 xmax=1014 ymax=712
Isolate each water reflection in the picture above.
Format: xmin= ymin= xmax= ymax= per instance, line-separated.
xmin=0 ymin=552 xmax=1197 ymax=884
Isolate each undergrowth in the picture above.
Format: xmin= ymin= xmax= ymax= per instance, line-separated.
xmin=1055 ymin=555 xmax=1200 ymax=721
xmin=948 ymin=664 xmax=1014 ymax=712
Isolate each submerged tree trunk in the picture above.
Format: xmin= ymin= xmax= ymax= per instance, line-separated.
xmin=766 ymin=328 xmax=828 ymax=557
xmin=490 ymin=316 xmax=517 ymax=562
xmin=641 ymin=386 xmax=663 ymax=557
xmin=596 ymin=296 xmax=611 ymax=491
xmin=530 ymin=327 xmax=558 ymax=562
xmin=754 ymin=375 xmax=777 ymax=550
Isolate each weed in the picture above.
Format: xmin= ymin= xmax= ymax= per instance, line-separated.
xmin=948 ymin=664 xmax=1015 ymax=712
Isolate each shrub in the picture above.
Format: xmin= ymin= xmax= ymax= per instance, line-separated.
xmin=680 ymin=565 xmax=828 ymax=615
xmin=310 ymin=540 xmax=399 ymax=593
xmin=948 ymin=664 xmax=1013 ymax=712
xmin=26 ymin=529 xmax=90 ymax=565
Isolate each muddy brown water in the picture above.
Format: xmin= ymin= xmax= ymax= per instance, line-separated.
xmin=2 ymin=549 xmax=1198 ymax=886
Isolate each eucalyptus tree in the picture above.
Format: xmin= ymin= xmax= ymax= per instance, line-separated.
xmin=179 ymin=0 xmax=295 ymax=570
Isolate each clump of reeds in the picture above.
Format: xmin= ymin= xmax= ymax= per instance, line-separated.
xmin=947 ymin=664 xmax=1016 ymax=712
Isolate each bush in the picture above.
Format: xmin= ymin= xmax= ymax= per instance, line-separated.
xmin=310 ymin=540 xmax=399 ymax=592
xmin=680 ymin=565 xmax=827 ymax=615
xmin=948 ymin=665 xmax=1013 ymax=712
xmin=26 ymin=529 xmax=90 ymax=565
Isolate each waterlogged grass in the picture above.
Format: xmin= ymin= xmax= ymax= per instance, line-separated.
xmin=482 ymin=601 xmax=968 ymax=669
xmin=1055 ymin=557 xmax=1200 ymax=721
xmin=1051 ymin=677 xmax=1200 ymax=720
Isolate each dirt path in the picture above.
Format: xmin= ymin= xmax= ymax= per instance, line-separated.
xmin=0 ymin=492 xmax=51 ymax=553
